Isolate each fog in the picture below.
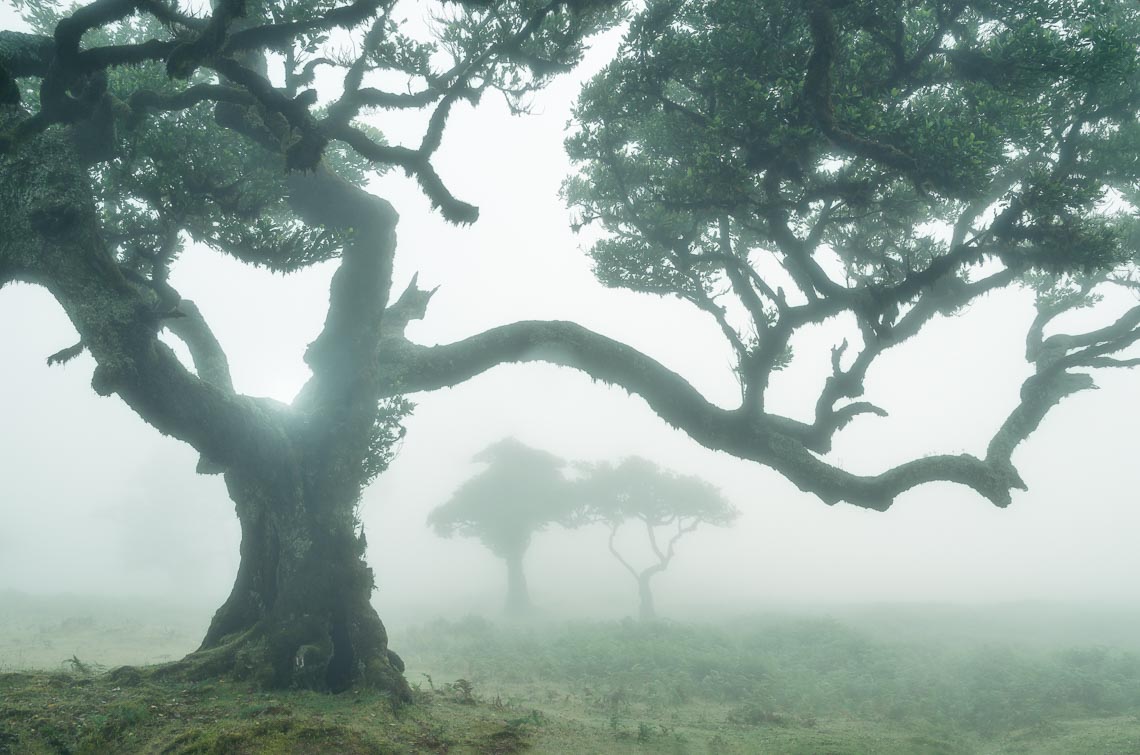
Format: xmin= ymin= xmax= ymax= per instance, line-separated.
xmin=3 ymin=10 xmax=1140 ymax=639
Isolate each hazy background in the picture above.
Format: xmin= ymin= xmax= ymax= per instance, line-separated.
xmin=3 ymin=6 xmax=1140 ymax=637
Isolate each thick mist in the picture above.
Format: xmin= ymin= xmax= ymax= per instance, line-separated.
xmin=3 ymin=5 xmax=1140 ymax=642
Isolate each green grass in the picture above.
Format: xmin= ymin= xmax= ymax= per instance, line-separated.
xmin=3 ymin=598 xmax=1140 ymax=753
xmin=0 ymin=669 xmax=552 ymax=754
xmin=396 ymin=616 xmax=1140 ymax=753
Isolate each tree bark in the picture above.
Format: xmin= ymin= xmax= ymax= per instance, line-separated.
xmin=503 ymin=550 xmax=532 ymax=615
xmin=177 ymin=467 xmax=409 ymax=697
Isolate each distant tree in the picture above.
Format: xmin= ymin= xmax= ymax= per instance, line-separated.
xmin=428 ymin=439 xmax=576 ymax=615
xmin=577 ymin=457 xmax=737 ymax=620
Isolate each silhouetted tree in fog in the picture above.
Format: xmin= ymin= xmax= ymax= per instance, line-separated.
xmin=429 ymin=439 xmax=576 ymax=615
xmin=577 ymin=457 xmax=737 ymax=620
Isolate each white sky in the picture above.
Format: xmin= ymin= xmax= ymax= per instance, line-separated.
xmin=2 ymin=6 xmax=1140 ymax=624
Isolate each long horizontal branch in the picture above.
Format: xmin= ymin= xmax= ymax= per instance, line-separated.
xmin=376 ymin=310 xmax=1078 ymax=510
xmin=1047 ymin=304 xmax=1140 ymax=355
xmin=379 ymin=318 xmax=732 ymax=437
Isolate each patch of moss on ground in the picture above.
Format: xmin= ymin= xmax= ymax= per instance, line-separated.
xmin=4 ymin=668 xmax=1140 ymax=754
xmin=0 ymin=670 xmax=553 ymax=754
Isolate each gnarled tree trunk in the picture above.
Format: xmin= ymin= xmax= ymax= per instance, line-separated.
xmin=184 ymin=468 xmax=408 ymax=697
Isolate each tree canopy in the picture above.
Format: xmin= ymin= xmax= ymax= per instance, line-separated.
xmin=381 ymin=0 xmax=1140 ymax=510
xmin=429 ymin=438 xmax=577 ymax=612
xmin=429 ymin=437 xmax=576 ymax=558
xmin=578 ymin=456 xmax=737 ymax=529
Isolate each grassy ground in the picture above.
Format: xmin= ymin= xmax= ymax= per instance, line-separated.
xmin=3 ymin=595 xmax=1140 ymax=753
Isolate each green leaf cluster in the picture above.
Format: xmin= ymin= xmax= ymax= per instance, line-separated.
xmin=565 ymin=0 xmax=1140 ymax=299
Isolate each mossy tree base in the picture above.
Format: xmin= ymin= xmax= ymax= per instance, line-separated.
xmin=157 ymin=621 xmax=409 ymax=702
xmin=157 ymin=470 xmax=412 ymax=700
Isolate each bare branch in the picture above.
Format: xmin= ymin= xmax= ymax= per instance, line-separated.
xmin=129 ymin=84 xmax=254 ymax=115
xmin=715 ymin=215 xmax=772 ymax=328
xmin=1046 ymin=304 xmax=1140 ymax=357
xmin=1083 ymin=356 xmax=1140 ymax=369
xmin=607 ymin=522 xmax=640 ymax=580
xmin=162 ymin=299 xmax=234 ymax=392
xmin=645 ymin=519 xmax=666 ymax=564
xmin=327 ymin=121 xmax=479 ymax=224
xmin=761 ymin=173 xmax=846 ymax=301
xmin=662 ymin=517 xmax=699 ymax=565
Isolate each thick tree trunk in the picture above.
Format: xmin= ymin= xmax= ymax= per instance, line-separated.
xmin=166 ymin=468 xmax=409 ymax=699
xmin=503 ymin=550 xmax=532 ymax=615
xmin=637 ymin=573 xmax=657 ymax=621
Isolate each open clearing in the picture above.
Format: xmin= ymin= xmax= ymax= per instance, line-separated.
xmin=3 ymin=595 xmax=1140 ymax=753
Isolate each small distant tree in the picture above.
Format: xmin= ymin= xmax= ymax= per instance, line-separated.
xmin=577 ymin=457 xmax=738 ymax=620
xmin=428 ymin=438 xmax=575 ymax=615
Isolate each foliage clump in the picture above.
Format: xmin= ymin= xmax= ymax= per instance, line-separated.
xmin=429 ymin=438 xmax=580 ymax=614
